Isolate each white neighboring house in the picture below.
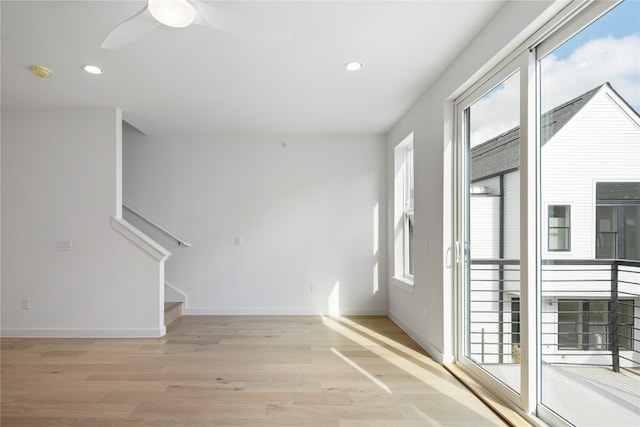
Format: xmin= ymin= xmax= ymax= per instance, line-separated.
xmin=470 ymin=83 xmax=640 ymax=367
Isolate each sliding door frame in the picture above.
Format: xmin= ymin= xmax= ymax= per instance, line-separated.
xmin=451 ymin=0 xmax=619 ymax=423
xmin=454 ymin=50 xmax=535 ymax=413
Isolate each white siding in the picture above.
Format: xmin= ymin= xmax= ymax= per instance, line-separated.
xmin=470 ymin=86 xmax=640 ymax=365
xmin=541 ymin=88 xmax=640 ymax=260
xmin=470 ymin=194 xmax=500 ymax=259
xmin=503 ymin=170 xmax=520 ymax=260
xmin=539 ymin=87 xmax=640 ymax=361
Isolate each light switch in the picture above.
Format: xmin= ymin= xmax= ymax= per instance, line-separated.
xmin=56 ymin=240 xmax=72 ymax=251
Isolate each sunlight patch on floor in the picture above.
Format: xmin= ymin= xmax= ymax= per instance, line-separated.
xmin=332 ymin=347 xmax=392 ymax=394
xmin=321 ymin=315 xmax=493 ymax=419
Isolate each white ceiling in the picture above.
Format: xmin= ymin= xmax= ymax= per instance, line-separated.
xmin=1 ymin=1 xmax=505 ymax=135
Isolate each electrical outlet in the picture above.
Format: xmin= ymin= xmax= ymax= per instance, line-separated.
xmin=21 ymin=298 xmax=30 ymax=310
xmin=310 ymin=284 xmax=315 ymax=293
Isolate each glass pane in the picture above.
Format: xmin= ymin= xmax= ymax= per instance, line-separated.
xmin=407 ymin=213 xmax=414 ymax=276
xmin=597 ymin=206 xmax=618 ymax=233
xmin=558 ymin=300 xmax=580 ymax=349
xmin=625 ymin=206 xmax=639 ymax=260
xmin=466 ymin=70 xmax=521 ymax=393
xmin=619 ymin=299 xmax=634 ymax=350
xmin=406 ymin=147 xmax=414 ymax=210
xmin=597 ymin=206 xmax=618 ymax=258
xmin=549 ymin=228 xmax=569 ymax=251
xmin=539 ymin=1 xmax=640 ymax=425
xmin=511 ymin=298 xmax=520 ymax=346
xmin=596 ymin=233 xmax=617 ymax=258
xmin=596 ymin=182 xmax=640 ymax=201
xmin=586 ymin=301 xmax=609 ymax=350
xmin=549 ymin=206 xmax=569 ymax=227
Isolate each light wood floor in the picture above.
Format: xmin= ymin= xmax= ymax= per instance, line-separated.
xmin=1 ymin=315 xmax=509 ymax=426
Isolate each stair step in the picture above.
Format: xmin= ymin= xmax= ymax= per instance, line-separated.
xmin=164 ymin=301 xmax=183 ymax=327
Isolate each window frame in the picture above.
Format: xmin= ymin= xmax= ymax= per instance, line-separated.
xmin=595 ymin=182 xmax=640 ymax=260
xmin=557 ymin=299 xmax=634 ymax=351
xmin=393 ymin=133 xmax=415 ymax=286
xmin=403 ymin=144 xmax=415 ymax=280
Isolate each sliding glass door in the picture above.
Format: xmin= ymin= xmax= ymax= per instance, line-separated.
xmin=537 ymin=1 xmax=640 ymax=425
xmin=455 ymin=1 xmax=639 ymax=424
xmin=457 ymin=56 xmax=527 ymax=405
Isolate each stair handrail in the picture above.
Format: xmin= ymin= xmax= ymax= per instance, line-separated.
xmin=122 ymin=203 xmax=192 ymax=247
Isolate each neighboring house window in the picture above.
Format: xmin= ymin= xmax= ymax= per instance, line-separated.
xmin=558 ymin=299 xmax=633 ymax=350
xmin=548 ymin=205 xmax=571 ymax=251
xmin=596 ymin=182 xmax=640 ymax=261
xmin=511 ymin=297 xmax=520 ymax=346
xmin=394 ymin=134 xmax=414 ymax=282
xmin=596 ymin=206 xmax=619 ymax=259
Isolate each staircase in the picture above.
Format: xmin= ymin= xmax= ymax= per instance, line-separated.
xmin=164 ymin=301 xmax=183 ymax=327
xmin=120 ymin=205 xmax=188 ymax=330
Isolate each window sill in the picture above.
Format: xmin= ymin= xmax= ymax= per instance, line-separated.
xmin=392 ymin=276 xmax=415 ymax=294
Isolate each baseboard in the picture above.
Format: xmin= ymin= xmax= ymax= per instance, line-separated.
xmin=388 ymin=309 xmax=454 ymax=364
xmin=1 ymin=327 xmax=166 ymax=338
xmin=184 ymin=307 xmax=388 ymax=316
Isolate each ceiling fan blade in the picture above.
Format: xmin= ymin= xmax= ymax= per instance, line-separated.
xmin=101 ymin=5 xmax=160 ymax=50
xmin=191 ymin=1 xmax=289 ymax=47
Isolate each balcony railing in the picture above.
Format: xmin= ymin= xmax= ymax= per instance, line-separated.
xmin=468 ymin=259 xmax=640 ymax=375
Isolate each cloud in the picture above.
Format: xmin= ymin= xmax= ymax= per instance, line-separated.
xmin=541 ymin=33 xmax=640 ymax=112
xmin=469 ymin=72 xmax=520 ymax=147
xmin=469 ymin=33 xmax=640 ymax=147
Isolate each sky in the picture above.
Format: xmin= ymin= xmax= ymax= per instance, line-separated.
xmin=469 ymin=0 xmax=640 ymax=147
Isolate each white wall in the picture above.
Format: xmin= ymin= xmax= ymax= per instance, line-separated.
xmin=386 ymin=1 xmax=556 ymax=362
xmin=1 ymin=109 xmax=166 ymax=337
xmin=123 ymin=131 xmax=387 ymax=315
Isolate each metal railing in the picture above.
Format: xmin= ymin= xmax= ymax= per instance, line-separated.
xmin=540 ymin=259 xmax=639 ymax=374
xmin=468 ymin=259 xmax=521 ymax=364
xmin=468 ymin=259 xmax=640 ymax=375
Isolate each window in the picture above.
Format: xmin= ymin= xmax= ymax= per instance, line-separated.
xmin=394 ymin=134 xmax=414 ymax=282
xmin=558 ymin=299 xmax=633 ymax=350
xmin=404 ymin=145 xmax=415 ymax=278
xmin=548 ymin=205 xmax=570 ymax=251
xmin=596 ymin=182 xmax=640 ymax=260
xmin=596 ymin=206 xmax=618 ymax=259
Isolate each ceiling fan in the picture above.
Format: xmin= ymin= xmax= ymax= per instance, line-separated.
xmin=101 ymin=0 xmax=289 ymax=50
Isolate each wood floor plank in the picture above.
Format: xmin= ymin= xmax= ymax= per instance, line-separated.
xmin=1 ymin=402 xmax=137 ymax=418
xmin=1 ymin=315 xmax=511 ymax=426
xmin=129 ymin=401 xmax=267 ymax=420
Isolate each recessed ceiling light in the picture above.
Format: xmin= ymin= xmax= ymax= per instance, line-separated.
xmin=344 ymin=61 xmax=363 ymax=72
xmin=82 ymin=64 xmax=103 ymax=75
xmin=148 ymin=0 xmax=195 ymax=28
